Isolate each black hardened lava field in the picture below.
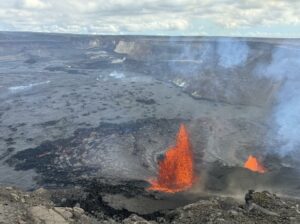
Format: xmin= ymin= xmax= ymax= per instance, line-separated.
xmin=1 ymin=32 xmax=300 ymax=223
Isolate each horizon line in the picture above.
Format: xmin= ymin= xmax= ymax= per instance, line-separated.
xmin=1 ymin=30 xmax=300 ymax=40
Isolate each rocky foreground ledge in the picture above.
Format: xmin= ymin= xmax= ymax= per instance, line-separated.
xmin=0 ymin=187 xmax=100 ymax=224
xmin=1 ymin=186 xmax=300 ymax=224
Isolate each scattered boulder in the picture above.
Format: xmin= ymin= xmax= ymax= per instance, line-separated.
xmin=53 ymin=207 xmax=73 ymax=220
xmin=30 ymin=206 xmax=69 ymax=224
xmin=122 ymin=214 xmax=157 ymax=224
xmin=72 ymin=206 xmax=85 ymax=217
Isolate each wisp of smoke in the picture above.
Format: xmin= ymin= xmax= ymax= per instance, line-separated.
xmin=217 ymin=39 xmax=249 ymax=68
xmin=168 ymin=38 xmax=249 ymax=76
xmin=255 ymin=45 xmax=300 ymax=155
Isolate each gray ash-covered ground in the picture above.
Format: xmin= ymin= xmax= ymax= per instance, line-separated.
xmin=1 ymin=32 xmax=300 ymax=223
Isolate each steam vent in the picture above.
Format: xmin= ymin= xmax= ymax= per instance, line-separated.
xmin=1 ymin=32 xmax=300 ymax=223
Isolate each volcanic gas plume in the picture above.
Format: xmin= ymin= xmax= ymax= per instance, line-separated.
xmin=148 ymin=124 xmax=196 ymax=193
xmin=244 ymin=155 xmax=267 ymax=173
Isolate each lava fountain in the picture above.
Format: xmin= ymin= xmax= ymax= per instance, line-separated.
xmin=244 ymin=155 xmax=267 ymax=173
xmin=148 ymin=124 xmax=196 ymax=193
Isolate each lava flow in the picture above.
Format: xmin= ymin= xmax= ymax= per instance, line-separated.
xmin=148 ymin=124 xmax=196 ymax=193
xmin=244 ymin=155 xmax=267 ymax=173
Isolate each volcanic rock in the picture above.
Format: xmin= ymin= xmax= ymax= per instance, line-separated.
xmin=1 ymin=186 xmax=300 ymax=223
xmin=0 ymin=187 xmax=99 ymax=224
xmin=122 ymin=214 xmax=157 ymax=224
xmin=30 ymin=206 xmax=69 ymax=224
xmin=161 ymin=192 xmax=300 ymax=224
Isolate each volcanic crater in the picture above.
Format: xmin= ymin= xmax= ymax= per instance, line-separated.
xmin=1 ymin=32 xmax=300 ymax=222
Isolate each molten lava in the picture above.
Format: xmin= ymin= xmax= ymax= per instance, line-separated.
xmin=244 ymin=155 xmax=267 ymax=173
xmin=148 ymin=124 xmax=196 ymax=193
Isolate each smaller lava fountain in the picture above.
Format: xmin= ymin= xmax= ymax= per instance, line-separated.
xmin=244 ymin=155 xmax=267 ymax=173
xmin=148 ymin=124 xmax=196 ymax=193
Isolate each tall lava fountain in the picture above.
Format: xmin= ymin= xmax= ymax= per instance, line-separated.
xmin=148 ymin=124 xmax=196 ymax=193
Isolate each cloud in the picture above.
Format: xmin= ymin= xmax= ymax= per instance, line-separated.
xmin=0 ymin=0 xmax=299 ymax=35
xmin=19 ymin=0 xmax=51 ymax=9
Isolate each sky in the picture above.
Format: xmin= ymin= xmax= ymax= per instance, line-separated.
xmin=0 ymin=0 xmax=299 ymax=37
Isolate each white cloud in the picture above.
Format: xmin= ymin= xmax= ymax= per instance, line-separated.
xmin=20 ymin=0 xmax=50 ymax=9
xmin=0 ymin=0 xmax=299 ymax=36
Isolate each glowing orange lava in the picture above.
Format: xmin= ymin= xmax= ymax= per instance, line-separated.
xmin=244 ymin=155 xmax=267 ymax=173
xmin=148 ymin=124 xmax=196 ymax=193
